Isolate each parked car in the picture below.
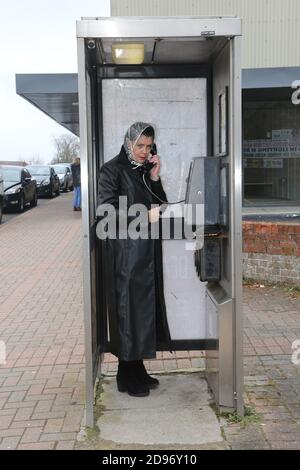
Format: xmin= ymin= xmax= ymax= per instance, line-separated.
xmin=0 ymin=165 xmax=37 ymax=213
xmin=51 ymin=163 xmax=73 ymax=192
xmin=0 ymin=169 xmax=4 ymax=223
xmin=26 ymin=165 xmax=60 ymax=198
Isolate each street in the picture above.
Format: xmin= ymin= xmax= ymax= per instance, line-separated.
xmin=0 ymin=192 xmax=300 ymax=450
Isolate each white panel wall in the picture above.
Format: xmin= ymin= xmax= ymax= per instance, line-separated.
xmin=102 ymin=77 xmax=208 ymax=339
xmin=102 ymin=78 xmax=207 ymax=202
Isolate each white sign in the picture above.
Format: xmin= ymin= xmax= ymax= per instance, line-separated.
xmin=243 ymin=138 xmax=300 ymax=158
xmin=272 ymin=129 xmax=293 ymax=141
xmin=244 ymin=158 xmax=283 ymax=169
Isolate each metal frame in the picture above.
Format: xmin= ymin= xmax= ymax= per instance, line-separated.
xmin=97 ymin=68 xmax=212 ymax=354
xmin=77 ymin=16 xmax=242 ymax=39
xmin=77 ymin=38 xmax=95 ymax=427
xmin=77 ymin=16 xmax=243 ymax=427
xmin=231 ymin=36 xmax=243 ymax=415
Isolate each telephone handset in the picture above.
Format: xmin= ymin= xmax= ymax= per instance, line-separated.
xmin=141 ymin=143 xmax=184 ymax=205
xmin=142 ymin=143 xmax=157 ymax=174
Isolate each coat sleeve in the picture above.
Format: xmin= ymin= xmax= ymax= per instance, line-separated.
xmin=97 ymin=164 xmax=119 ymax=208
xmin=150 ymin=177 xmax=168 ymax=204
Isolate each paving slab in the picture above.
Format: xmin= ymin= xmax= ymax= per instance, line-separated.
xmin=97 ymin=373 xmax=224 ymax=447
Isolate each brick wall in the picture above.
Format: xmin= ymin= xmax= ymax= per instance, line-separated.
xmin=243 ymin=222 xmax=300 ymax=286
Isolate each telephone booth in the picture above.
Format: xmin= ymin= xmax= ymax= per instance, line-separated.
xmin=76 ymin=16 xmax=243 ymax=426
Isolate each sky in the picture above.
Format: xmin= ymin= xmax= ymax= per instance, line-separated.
xmin=0 ymin=0 xmax=111 ymax=164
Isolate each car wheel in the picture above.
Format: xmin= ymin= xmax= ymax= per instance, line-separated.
xmin=69 ymin=185 xmax=74 ymax=191
xmin=30 ymin=191 xmax=38 ymax=207
xmin=18 ymin=195 xmax=25 ymax=213
xmin=0 ymin=204 xmax=2 ymax=224
xmin=56 ymin=186 xmax=60 ymax=196
xmin=49 ymin=184 xmax=54 ymax=198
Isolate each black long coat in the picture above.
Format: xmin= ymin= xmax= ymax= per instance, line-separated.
xmin=97 ymin=146 xmax=171 ymax=361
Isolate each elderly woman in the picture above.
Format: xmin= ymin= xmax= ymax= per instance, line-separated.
xmin=97 ymin=122 xmax=171 ymax=397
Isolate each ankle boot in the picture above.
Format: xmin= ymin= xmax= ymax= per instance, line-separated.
xmin=117 ymin=360 xmax=150 ymax=397
xmin=135 ymin=360 xmax=159 ymax=389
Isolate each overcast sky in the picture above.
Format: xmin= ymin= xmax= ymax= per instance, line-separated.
xmin=0 ymin=0 xmax=110 ymax=164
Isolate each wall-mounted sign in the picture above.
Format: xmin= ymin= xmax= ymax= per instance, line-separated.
xmin=271 ymin=129 xmax=293 ymax=141
xmin=243 ymin=158 xmax=283 ymax=169
xmin=243 ymin=137 xmax=300 ymax=158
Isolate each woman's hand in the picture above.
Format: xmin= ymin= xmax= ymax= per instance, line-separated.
xmin=148 ymin=206 xmax=160 ymax=223
xmin=149 ymin=154 xmax=160 ymax=181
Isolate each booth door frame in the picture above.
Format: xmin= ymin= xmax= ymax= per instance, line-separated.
xmin=97 ymin=66 xmax=217 ymax=352
xmin=78 ymin=43 xmax=242 ymax=424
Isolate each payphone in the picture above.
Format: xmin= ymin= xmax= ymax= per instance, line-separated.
xmin=76 ymin=16 xmax=243 ymax=426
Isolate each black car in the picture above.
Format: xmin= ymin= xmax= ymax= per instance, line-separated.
xmin=27 ymin=165 xmax=60 ymax=198
xmin=1 ymin=165 xmax=37 ymax=213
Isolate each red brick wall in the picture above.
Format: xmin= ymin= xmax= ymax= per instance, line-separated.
xmin=243 ymin=222 xmax=300 ymax=257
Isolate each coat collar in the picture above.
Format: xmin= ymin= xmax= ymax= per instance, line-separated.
xmin=117 ymin=146 xmax=152 ymax=188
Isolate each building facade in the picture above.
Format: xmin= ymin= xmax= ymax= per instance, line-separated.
xmin=111 ymin=0 xmax=300 ymax=208
xmin=110 ymin=0 xmax=300 ymax=285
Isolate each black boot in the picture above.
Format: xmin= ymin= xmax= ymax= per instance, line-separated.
xmin=116 ymin=360 xmax=150 ymax=397
xmin=135 ymin=360 xmax=159 ymax=389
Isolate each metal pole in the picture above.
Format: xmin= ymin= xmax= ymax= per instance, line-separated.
xmin=77 ymin=36 xmax=95 ymax=427
xmin=230 ymin=35 xmax=244 ymax=415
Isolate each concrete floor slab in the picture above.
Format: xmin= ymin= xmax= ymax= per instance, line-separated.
xmin=98 ymin=373 xmax=224 ymax=446
xmin=101 ymin=372 xmax=211 ymax=411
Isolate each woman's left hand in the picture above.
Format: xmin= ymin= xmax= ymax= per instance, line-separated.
xmin=149 ymin=154 xmax=160 ymax=181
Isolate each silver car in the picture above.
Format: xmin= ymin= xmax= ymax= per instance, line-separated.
xmin=51 ymin=164 xmax=73 ymax=192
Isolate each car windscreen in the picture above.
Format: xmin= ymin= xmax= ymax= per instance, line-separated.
xmin=52 ymin=166 xmax=66 ymax=173
xmin=27 ymin=166 xmax=50 ymax=176
xmin=1 ymin=169 xmax=21 ymax=182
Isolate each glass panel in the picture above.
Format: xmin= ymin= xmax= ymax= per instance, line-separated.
xmin=27 ymin=166 xmax=50 ymax=176
xmin=101 ymin=77 xmax=208 ymax=340
xmin=2 ymin=169 xmax=20 ymax=182
xmin=243 ymin=91 xmax=300 ymax=206
xmin=102 ymin=78 xmax=207 ymax=202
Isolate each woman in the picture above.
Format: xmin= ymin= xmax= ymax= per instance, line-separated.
xmin=97 ymin=122 xmax=171 ymax=397
xmin=71 ymin=157 xmax=81 ymax=211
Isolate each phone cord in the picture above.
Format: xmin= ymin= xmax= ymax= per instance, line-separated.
xmin=142 ymin=174 xmax=185 ymax=205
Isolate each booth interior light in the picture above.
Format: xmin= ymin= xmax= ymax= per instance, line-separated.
xmin=111 ymin=43 xmax=145 ymax=64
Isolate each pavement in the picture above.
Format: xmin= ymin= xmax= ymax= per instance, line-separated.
xmin=0 ymin=193 xmax=300 ymax=450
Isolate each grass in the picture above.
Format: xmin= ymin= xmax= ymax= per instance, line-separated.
xmin=220 ymin=406 xmax=261 ymax=428
xmin=82 ymin=378 xmax=107 ymax=441
xmin=243 ymin=277 xmax=300 ymax=300
xmin=282 ymin=284 xmax=300 ymax=299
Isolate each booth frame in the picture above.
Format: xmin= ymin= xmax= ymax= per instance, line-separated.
xmin=76 ymin=16 xmax=243 ymax=427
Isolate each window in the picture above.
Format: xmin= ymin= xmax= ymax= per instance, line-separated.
xmin=243 ymin=88 xmax=300 ymax=206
